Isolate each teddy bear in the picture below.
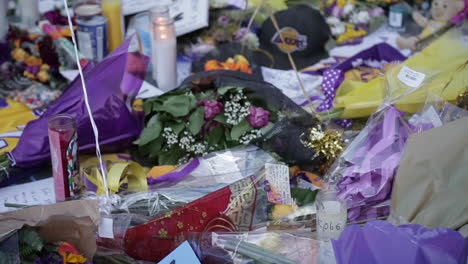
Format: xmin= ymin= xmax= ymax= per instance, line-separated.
xmin=396 ymin=0 xmax=466 ymax=50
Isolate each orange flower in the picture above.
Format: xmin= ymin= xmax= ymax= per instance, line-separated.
xmin=64 ymin=253 xmax=87 ymax=264
xmin=204 ymin=59 xmax=223 ymax=71
xmin=24 ymin=56 xmax=43 ymax=66
xmin=24 ymin=71 xmax=36 ymax=80
xmin=204 ymin=55 xmax=253 ymax=74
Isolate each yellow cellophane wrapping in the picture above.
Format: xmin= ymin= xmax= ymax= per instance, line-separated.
xmin=334 ymin=27 xmax=468 ymax=119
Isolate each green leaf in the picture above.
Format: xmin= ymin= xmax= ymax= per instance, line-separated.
xmin=138 ymin=127 xmax=160 ymax=146
xmin=197 ymin=90 xmax=215 ymax=100
xmin=158 ymin=147 xmax=186 ymax=165
xmin=147 ymin=114 xmax=162 ymax=128
xmin=169 ymin=122 xmax=185 ymax=135
xmin=160 ymin=95 xmax=192 ymax=117
xmin=143 ymin=101 xmax=152 ymax=115
xmin=213 ymin=113 xmax=228 ymax=124
xmin=188 ymin=93 xmax=198 ymax=109
xmin=188 ymin=107 xmax=204 ymax=135
xmin=291 ymin=188 xmax=318 ymax=207
xmin=218 ymin=86 xmax=244 ymax=95
xmin=148 ymin=137 xmax=164 ymax=158
xmin=208 ymin=125 xmax=224 ymax=146
xmin=230 ymin=119 xmax=253 ymax=140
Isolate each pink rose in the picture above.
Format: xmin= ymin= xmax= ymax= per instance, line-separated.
xmin=198 ymin=100 xmax=224 ymax=120
xmin=248 ymin=106 xmax=270 ymax=128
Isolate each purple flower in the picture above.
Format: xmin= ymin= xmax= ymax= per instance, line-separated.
xmin=248 ymin=106 xmax=270 ymax=128
xmin=26 ymin=65 xmax=40 ymax=74
xmin=198 ymin=100 xmax=224 ymax=120
xmin=217 ymin=15 xmax=230 ymax=26
xmin=234 ymin=28 xmax=249 ymax=41
xmin=369 ymin=7 xmax=384 ymax=18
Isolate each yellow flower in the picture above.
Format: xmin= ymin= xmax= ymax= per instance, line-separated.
xmin=37 ymin=71 xmax=50 ymax=83
xmin=24 ymin=71 xmax=36 ymax=80
xmin=65 ymin=253 xmax=87 ymax=263
xmin=12 ymin=48 xmax=28 ymax=62
xmin=40 ymin=64 xmax=50 ymax=71
xmin=337 ymin=0 xmax=347 ymax=7
xmin=326 ymin=0 xmax=335 ymax=6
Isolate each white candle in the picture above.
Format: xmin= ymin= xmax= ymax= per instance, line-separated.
xmin=18 ymin=0 xmax=40 ymax=27
xmin=0 ymin=0 xmax=7 ymax=40
xmin=151 ymin=8 xmax=177 ymax=92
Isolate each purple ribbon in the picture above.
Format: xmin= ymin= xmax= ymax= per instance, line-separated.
xmin=147 ymin=158 xmax=200 ymax=186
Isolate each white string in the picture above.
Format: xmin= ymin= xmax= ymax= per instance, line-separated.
xmin=62 ymin=0 xmax=110 ymax=199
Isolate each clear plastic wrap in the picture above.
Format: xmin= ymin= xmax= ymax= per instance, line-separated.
xmin=185 ymin=230 xmax=318 ymax=264
xmin=123 ymin=163 xmax=282 ymax=262
xmin=326 ymin=77 xmax=468 ymax=222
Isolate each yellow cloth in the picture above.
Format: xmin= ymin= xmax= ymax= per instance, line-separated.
xmin=334 ymin=27 xmax=468 ymax=118
xmin=0 ymin=99 xmax=37 ymax=154
xmin=419 ymin=20 xmax=447 ymax=39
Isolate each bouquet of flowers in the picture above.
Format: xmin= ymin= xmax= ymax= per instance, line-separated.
xmin=138 ymin=71 xmax=325 ymax=168
xmin=323 ymin=0 xmax=390 ymax=44
xmin=137 ymin=79 xmax=276 ymax=165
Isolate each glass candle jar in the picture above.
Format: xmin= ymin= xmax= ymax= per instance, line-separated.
xmin=151 ymin=6 xmax=177 ymax=91
xmin=48 ymin=114 xmax=81 ymax=202
xmin=315 ymin=186 xmax=347 ymax=241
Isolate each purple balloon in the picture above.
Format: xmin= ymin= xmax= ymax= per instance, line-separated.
xmin=9 ymin=37 xmax=149 ymax=168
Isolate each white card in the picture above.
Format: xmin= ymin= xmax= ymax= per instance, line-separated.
xmin=0 ymin=178 xmax=55 ymax=213
xmin=98 ymin=217 xmax=114 ymax=239
xmin=397 ymin=65 xmax=426 ymax=88
xmin=265 ymin=163 xmax=293 ymax=205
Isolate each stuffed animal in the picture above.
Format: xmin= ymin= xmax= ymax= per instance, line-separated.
xmin=396 ymin=0 xmax=466 ymax=50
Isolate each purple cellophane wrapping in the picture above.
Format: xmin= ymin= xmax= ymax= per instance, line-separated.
xmin=337 ymin=106 xmax=414 ymax=221
xmin=332 ymin=220 xmax=468 ymax=264
xmin=10 ymin=37 xmax=148 ymax=168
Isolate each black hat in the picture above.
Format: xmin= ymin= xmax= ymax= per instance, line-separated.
xmin=259 ymin=5 xmax=331 ymax=70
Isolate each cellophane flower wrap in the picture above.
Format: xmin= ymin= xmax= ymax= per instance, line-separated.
xmin=123 ymin=166 xmax=275 ymax=261
xmin=9 ymin=37 xmax=148 ymax=168
xmin=332 ymin=220 xmax=468 ymax=264
xmin=136 ymin=71 xmax=321 ymax=167
xmin=331 ymin=105 xmax=414 ymax=221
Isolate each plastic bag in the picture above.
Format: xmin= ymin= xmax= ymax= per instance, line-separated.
xmin=332 ymin=220 xmax=468 ymax=264
xmin=333 ymin=27 xmax=468 ymax=118
xmin=123 ymin=164 xmax=278 ymax=261
xmin=138 ymin=70 xmax=322 ymax=167
xmin=187 ymin=231 xmax=317 ymax=264
xmin=9 ymin=36 xmax=149 ymax=168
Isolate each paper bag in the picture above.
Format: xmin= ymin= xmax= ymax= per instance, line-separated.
xmin=0 ymin=200 xmax=99 ymax=259
xmin=389 ymin=116 xmax=468 ymax=229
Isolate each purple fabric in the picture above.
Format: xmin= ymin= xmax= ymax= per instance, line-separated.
xmin=316 ymin=43 xmax=406 ymax=127
xmin=10 ymin=37 xmax=149 ymax=168
xmin=148 ymin=158 xmax=200 ymax=186
xmin=337 ymin=106 xmax=414 ymax=221
xmin=332 ymin=220 xmax=468 ymax=264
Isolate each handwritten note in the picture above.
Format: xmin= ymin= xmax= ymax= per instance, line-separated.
xmin=0 ymin=178 xmax=55 ymax=213
xmin=157 ymin=241 xmax=201 ymax=264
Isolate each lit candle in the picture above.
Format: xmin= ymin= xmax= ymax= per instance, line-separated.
xmin=102 ymin=0 xmax=123 ymax=51
xmin=18 ymin=0 xmax=40 ymax=27
xmin=151 ymin=7 xmax=177 ymax=92
xmin=0 ymin=0 xmax=7 ymax=40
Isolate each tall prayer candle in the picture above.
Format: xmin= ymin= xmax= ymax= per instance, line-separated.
xmin=102 ymin=0 xmax=123 ymax=51
xmin=151 ymin=7 xmax=177 ymax=91
xmin=0 ymin=0 xmax=7 ymax=40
